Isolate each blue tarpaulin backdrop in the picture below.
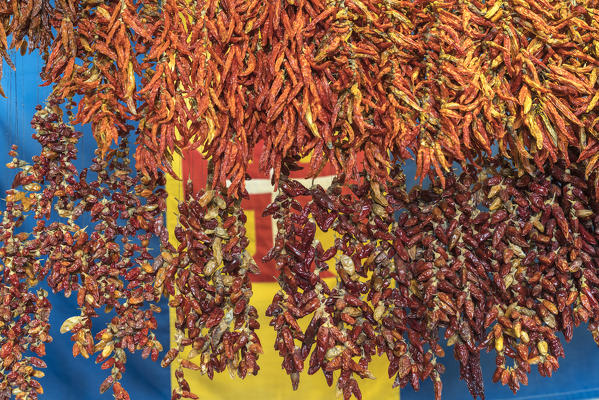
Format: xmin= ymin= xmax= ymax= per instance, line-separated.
xmin=2 ymin=49 xmax=599 ymax=400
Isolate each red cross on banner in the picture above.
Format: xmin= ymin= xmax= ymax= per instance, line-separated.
xmin=181 ymin=142 xmax=338 ymax=282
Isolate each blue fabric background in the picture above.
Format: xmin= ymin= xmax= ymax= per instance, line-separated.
xmin=2 ymin=48 xmax=599 ymax=400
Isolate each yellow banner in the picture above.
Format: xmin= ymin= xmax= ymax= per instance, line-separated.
xmin=165 ymin=148 xmax=398 ymax=399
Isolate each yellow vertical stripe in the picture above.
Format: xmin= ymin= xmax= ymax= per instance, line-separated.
xmin=165 ymin=147 xmax=182 ymax=396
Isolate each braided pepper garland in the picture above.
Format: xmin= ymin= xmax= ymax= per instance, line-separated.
xmin=162 ymin=180 xmax=262 ymax=400
xmin=2 ymin=0 xmax=599 ymax=399
xmin=6 ymin=0 xmax=599 ymax=193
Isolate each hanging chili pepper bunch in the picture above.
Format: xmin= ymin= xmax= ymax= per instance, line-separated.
xmin=44 ymin=0 xmax=153 ymax=162
xmin=263 ymin=163 xmax=409 ymax=400
xmin=0 ymin=147 xmax=51 ymax=400
xmin=35 ymin=0 xmax=199 ymax=185
xmin=51 ymin=140 xmax=168 ymax=400
xmin=0 ymin=0 xmax=53 ymax=98
xmin=389 ymin=154 xmax=599 ymax=400
xmin=396 ymin=0 xmax=599 ymax=191
xmin=0 ymin=99 xmax=174 ymax=400
xmin=0 ymin=100 xmax=83 ymax=400
xmin=263 ymin=151 xmax=599 ymax=399
xmin=162 ymin=177 xmax=262 ymax=399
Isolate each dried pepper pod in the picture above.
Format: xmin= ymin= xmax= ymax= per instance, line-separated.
xmin=163 ymin=177 xmax=261 ymax=400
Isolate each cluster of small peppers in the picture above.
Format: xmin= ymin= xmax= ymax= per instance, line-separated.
xmin=52 ymin=140 xmax=168 ymax=400
xmin=0 ymin=170 xmax=51 ymax=400
xmin=0 ymin=101 xmax=172 ymax=400
xmin=406 ymin=157 xmax=599 ymax=399
xmin=0 ymin=102 xmax=81 ymax=400
xmin=263 ymin=153 xmax=599 ymax=399
xmin=377 ymin=0 xmax=599 ymax=189
xmin=4 ymin=0 xmax=599 ymax=399
xmin=264 ymin=165 xmax=411 ymax=400
xmin=162 ymin=179 xmax=262 ymax=399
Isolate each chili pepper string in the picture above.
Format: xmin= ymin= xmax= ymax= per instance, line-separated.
xmin=0 ymin=100 xmax=176 ymax=400
xmin=164 ymin=184 xmax=262 ymax=400
xmin=262 ymin=154 xmax=599 ymax=399
xmin=5 ymin=1 xmax=599 ymax=194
